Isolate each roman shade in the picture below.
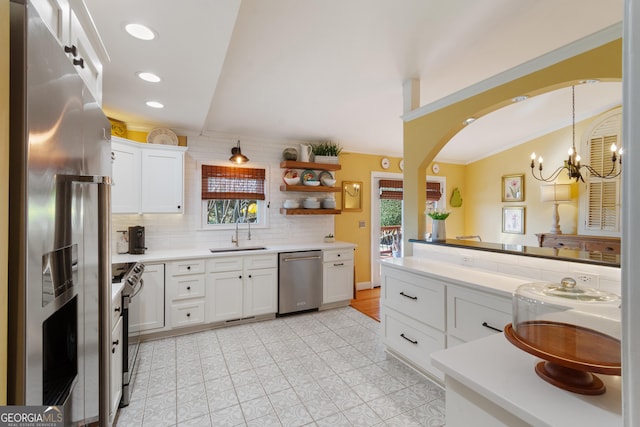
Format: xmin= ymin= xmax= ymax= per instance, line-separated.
xmin=201 ymin=165 xmax=266 ymax=200
xmin=378 ymin=179 xmax=442 ymax=201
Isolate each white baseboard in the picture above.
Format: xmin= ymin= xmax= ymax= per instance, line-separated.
xmin=356 ymin=281 xmax=373 ymax=291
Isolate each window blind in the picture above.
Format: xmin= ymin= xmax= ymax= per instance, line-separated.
xmin=201 ymin=165 xmax=266 ymax=200
xmin=378 ymin=179 xmax=441 ymax=201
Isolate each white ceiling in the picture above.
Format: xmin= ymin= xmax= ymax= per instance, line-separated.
xmin=84 ymin=0 xmax=623 ymax=162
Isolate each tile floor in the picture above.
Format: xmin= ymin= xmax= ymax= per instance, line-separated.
xmin=115 ymin=307 xmax=445 ymax=427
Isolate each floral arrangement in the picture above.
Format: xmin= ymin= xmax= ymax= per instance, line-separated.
xmin=427 ymin=211 xmax=450 ymax=220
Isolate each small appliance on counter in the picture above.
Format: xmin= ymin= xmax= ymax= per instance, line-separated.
xmin=128 ymin=226 xmax=146 ymax=254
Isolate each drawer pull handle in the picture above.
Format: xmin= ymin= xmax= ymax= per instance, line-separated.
xmin=334 ymin=263 xmax=344 ymax=267
xmin=482 ymin=322 xmax=503 ymax=333
xmin=400 ymin=292 xmax=417 ymax=300
xmin=114 ymin=307 xmax=121 ymax=313
xmin=400 ymin=333 xmax=418 ymax=345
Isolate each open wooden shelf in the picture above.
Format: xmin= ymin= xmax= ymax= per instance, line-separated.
xmin=280 ymin=184 xmax=340 ymax=193
xmin=280 ymin=160 xmax=341 ymax=171
xmin=280 ymin=208 xmax=342 ymax=215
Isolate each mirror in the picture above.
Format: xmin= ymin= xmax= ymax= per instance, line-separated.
xmin=342 ymin=181 xmax=362 ymax=211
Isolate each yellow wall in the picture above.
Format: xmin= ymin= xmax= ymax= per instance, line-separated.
xmin=403 ymin=40 xmax=622 ymax=251
xmin=1 ymin=0 xmax=10 ymax=405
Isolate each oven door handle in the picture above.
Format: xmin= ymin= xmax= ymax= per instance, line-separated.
xmin=131 ymin=278 xmax=144 ymax=299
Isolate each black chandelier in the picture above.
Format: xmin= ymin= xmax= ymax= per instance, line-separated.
xmin=529 ymin=85 xmax=622 ymax=182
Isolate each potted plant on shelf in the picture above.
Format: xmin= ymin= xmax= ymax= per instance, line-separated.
xmin=427 ymin=210 xmax=450 ymax=242
xmin=312 ymin=141 xmax=342 ymax=164
xmin=324 ymin=233 xmax=335 ymax=243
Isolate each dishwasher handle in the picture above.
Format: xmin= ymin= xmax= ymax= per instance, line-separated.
xmin=282 ymin=255 xmax=322 ymax=262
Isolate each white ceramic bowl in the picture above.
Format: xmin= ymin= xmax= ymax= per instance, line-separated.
xmin=303 ymin=200 xmax=321 ymax=209
xmin=305 ymin=197 xmax=317 ymax=202
xmin=321 ymin=178 xmax=336 ymax=187
xmin=304 ymin=180 xmax=320 ymax=187
xmin=322 ymin=199 xmax=336 ymax=209
xmin=283 ymin=176 xmax=300 ymax=186
xmin=283 ymin=199 xmax=299 ymax=209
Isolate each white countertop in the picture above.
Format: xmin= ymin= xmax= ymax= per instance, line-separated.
xmin=431 ymin=334 xmax=622 ymax=427
xmin=112 ymin=241 xmax=356 ymax=264
xmin=380 ymin=256 xmax=532 ymax=298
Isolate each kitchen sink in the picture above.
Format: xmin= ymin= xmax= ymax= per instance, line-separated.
xmin=209 ymin=246 xmax=268 ymax=253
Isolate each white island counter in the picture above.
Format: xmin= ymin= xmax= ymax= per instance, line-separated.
xmin=431 ymin=331 xmax=622 ymax=427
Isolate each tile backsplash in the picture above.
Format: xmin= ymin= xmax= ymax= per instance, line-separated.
xmin=112 ymin=135 xmax=334 ymax=253
xmin=411 ymin=243 xmax=621 ymax=296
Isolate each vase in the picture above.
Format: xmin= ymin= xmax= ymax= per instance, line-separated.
xmin=432 ymin=220 xmax=446 ymax=242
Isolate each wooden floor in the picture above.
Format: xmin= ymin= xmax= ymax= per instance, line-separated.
xmin=350 ymin=287 xmax=381 ymax=322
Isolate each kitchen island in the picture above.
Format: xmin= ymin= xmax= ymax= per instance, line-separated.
xmin=431 ymin=333 xmax=622 ymax=427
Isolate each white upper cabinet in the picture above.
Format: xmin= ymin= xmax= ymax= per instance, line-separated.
xmin=111 ymin=137 xmax=187 ymax=214
xmin=31 ymin=0 xmax=107 ymax=103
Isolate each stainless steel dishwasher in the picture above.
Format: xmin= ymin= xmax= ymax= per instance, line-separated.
xmin=278 ymin=250 xmax=322 ymax=314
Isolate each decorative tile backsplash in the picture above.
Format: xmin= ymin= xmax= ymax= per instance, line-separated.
xmin=412 ymin=243 xmax=621 ymax=296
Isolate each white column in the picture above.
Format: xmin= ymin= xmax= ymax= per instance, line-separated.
xmin=622 ymin=0 xmax=639 ymax=425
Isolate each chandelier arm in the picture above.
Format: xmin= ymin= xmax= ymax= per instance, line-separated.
xmin=581 ymin=164 xmax=621 ymax=179
xmin=530 ymin=165 xmax=566 ymax=182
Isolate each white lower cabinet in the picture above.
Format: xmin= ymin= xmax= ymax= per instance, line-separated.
xmin=322 ymin=249 xmax=354 ymax=304
xmin=167 ymin=259 xmax=206 ymax=329
xmin=447 ymin=285 xmax=512 ymax=344
xmin=130 ymin=263 xmax=165 ymax=333
xmin=206 ymin=254 xmax=277 ymax=323
xmin=110 ymin=315 xmax=123 ymax=422
xmin=381 ymin=263 xmax=513 ymax=382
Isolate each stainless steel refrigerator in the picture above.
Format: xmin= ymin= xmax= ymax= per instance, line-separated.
xmin=8 ymin=1 xmax=112 ymax=425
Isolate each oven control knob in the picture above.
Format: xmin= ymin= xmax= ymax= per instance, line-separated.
xmin=133 ymin=265 xmax=143 ymax=274
xmin=127 ymin=277 xmax=136 ymax=287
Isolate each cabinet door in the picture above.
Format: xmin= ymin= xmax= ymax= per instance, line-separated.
xmin=206 ymin=271 xmax=243 ymax=322
xmin=69 ymin=9 xmax=102 ymax=103
xmin=323 ymin=260 xmax=354 ymax=304
xmin=130 ymin=264 xmax=165 ymax=332
xmin=110 ymin=315 xmax=123 ymax=422
xmin=30 ymin=0 xmax=70 ymax=46
xmin=244 ymin=267 xmax=277 ymax=317
xmin=141 ymin=149 xmax=184 ymax=213
xmin=111 ymin=141 xmax=141 ymax=213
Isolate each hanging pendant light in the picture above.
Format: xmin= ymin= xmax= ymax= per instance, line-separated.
xmin=529 ymin=85 xmax=622 ymax=182
xmin=229 ymin=140 xmax=249 ymax=164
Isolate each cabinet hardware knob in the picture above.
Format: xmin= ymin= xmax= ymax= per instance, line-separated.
xmin=239 ymin=275 xmax=242 ymax=279
xmin=73 ymin=57 xmax=85 ymax=69
xmin=187 ymin=266 xmax=191 ymax=270
xmin=187 ymin=286 xmax=191 ymax=290
xmin=113 ymin=339 xmax=119 ymax=345
xmin=187 ymin=313 xmax=191 ymax=317
xmin=177 ymin=205 xmax=181 ymax=209
xmin=64 ymin=45 xmax=78 ymax=57
xmin=248 ymin=275 xmax=252 ymax=278
xmin=482 ymin=322 xmax=503 ymax=333
xmin=400 ymin=333 xmax=418 ymax=345
xmin=399 ymin=291 xmax=417 ymax=300
xmin=114 ymin=307 xmax=121 ymax=312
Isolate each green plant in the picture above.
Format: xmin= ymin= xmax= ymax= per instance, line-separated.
xmin=312 ymin=141 xmax=342 ymax=156
xmin=427 ymin=211 xmax=450 ymax=220
xmin=325 ymin=233 xmax=334 ymax=238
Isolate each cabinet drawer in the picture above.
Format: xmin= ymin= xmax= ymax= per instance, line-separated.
xmin=207 ymin=257 xmax=243 ymax=272
xmin=245 ymin=254 xmax=278 ymax=270
xmin=171 ymin=300 xmax=205 ymax=328
xmin=323 ymin=249 xmax=354 ymax=262
xmin=447 ymin=286 xmax=512 ymax=343
xmin=170 ymin=275 xmax=205 ymax=301
xmin=584 ymin=241 xmax=620 ymax=254
xmin=382 ymin=268 xmax=445 ymax=331
xmin=383 ymin=310 xmax=445 ymax=381
xmin=168 ymin=259 xmax=205 ymax=276
xmin=111 ymin=293 xmax=122 ymax=327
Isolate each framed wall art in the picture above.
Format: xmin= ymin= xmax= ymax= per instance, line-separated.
xmin=502 ymin=206 xmax=525 ymax=234
xmin=502 ymin=174 xmax=524 ymax=202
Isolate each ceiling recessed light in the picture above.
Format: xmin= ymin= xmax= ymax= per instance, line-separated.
xmin=146 ymin=101 xmax=164 ymax=109
xmin=512 ymin=95 xmax=529 ymax=103
xmin=125 ymin=23 xmax=156 ymax=41
xmin=579 ymin=79 xmax=600 ymax=84
xmin=137 ymin=72 xmax=161 ymax=83
xmin=463 ymin=117 xmax=476 ymax=125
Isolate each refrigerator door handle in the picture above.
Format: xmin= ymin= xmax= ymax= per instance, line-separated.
xmin=97 ymin=179 xmax=111 ymax=427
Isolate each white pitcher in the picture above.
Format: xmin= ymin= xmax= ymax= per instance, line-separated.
xmin=299 ymin=144 xmax=312 ymax=162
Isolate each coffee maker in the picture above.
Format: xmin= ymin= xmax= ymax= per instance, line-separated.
xmin=128 ymin=226 xmax=146 ymax=254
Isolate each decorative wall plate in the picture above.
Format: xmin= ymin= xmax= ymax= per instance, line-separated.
xmin=147 ymin=128 xmax=178 ymax=145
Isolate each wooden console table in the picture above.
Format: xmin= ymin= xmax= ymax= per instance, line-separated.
xmin=536 ymin=233 xmax=620 ymax=254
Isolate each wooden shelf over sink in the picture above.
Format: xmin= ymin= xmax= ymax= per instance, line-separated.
xmin=280 ymin=184 xmax=340 ymax=193
xmin=280 ymin=160 xmax=341 ymax=171
xmin=280 ymin=208 xmax=341 ymax=215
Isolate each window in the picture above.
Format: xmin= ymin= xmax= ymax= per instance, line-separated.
xmin=579 ymin=108 xmax=621 ymax=236
xmin=201 ymin=164 xmax=267 ymax=227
